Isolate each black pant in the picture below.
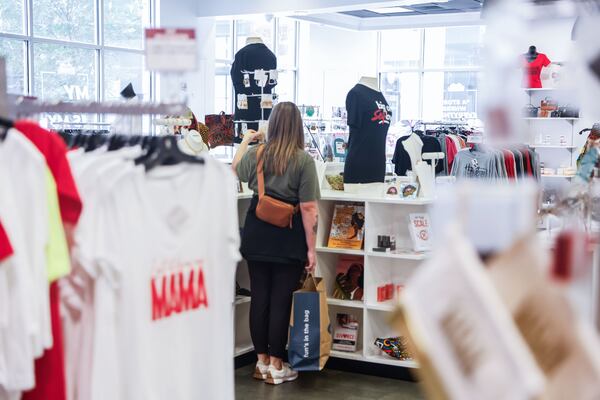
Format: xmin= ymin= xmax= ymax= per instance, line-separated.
xmin=248 ymin=261 xmax=304 ymax=359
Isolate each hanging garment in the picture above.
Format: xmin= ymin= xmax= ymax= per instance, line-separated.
xmin=230 ymin=43 xmax=277 ymax=130
xmin=402 ymin=133 xmax=424 ymax=173
xmin=0 ymin=129 xmax=48 ymax=394
xmin=416 ymin=133 xmax=444 ymax=174
xmin=392 ymin=136 xmax=412 ymax=176
xmin=503 ymin=150 xmax=517 ymax=179
xmin=15 ymin=121 xmax=82 ymax=226
xmin=522 ymin=53 xmax=551 ymax=88
xmin=0 ymin=221 xmax=12 ymax=261
xmin=74 ymin=157 xmax=239 ymax=400
xmin=344 ymin=84 xmax=391 ymax=183
xmin=451 ymin=149 xmax=501 ymax=180
xmin=445 ymin=136 xmax=459 ymax=172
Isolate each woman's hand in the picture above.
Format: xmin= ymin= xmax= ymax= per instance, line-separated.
xmin=242 ymin=129 xmax=264 ymax=144
xmin=306 ymin=249 xmax=316 ymax=274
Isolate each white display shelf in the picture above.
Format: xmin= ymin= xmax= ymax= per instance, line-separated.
xmin=366 ymin=301 xmax=398 ymax=312
xmin=523 ymin=117 xmax=579 ymax=121
xmin=316 ymin=246 xmax=364 ymax=256
xmin=235 ymin=344 xmax=254 ymax=357
xmin=320 ymin=190 xmax=433 ymax=205
xmin=235 ymin=296 xmax=251 ymax=305
xmin=366 ymin=251 xmax=427 ymax=261
xmin=366 ymin=354 xmax=418 ymax=368
xmin=330 ymin=349 xmax=365 ymax=361
xmin=237 ymin=192 xmax=253 ymax=200
xmin=327 ymin=298 xmax=364 ymax=308
xmin=541 ymin=175 xmax=575 ymax=179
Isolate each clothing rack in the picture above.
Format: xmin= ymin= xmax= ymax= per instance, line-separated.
xmin=11 ymin=98 xmax=187 ymax=117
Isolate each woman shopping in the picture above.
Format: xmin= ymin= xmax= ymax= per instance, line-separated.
xmin=233 ymin=102 xmax=320 ymax=385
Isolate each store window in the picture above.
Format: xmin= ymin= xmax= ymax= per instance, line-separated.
xmin=33 ymin=43 xmax=97 ymax=101
xmin=380 ymin=72 xmax=421 ymax=123
xmin=422 ymin=71 xmax=481 ymax=121
xmin=235 ymin=18 xmax=275 ymax=52
xmin=0 ymin=0 xmax=25 ymax=34
xmin=32 ymin=0 xmax=96 ymax=43
xmin=380 ymin=29 xmax=422 ymax=70
xmin=104 ymin=0 xmax=150 ymax=49
xmin=0 ymin=39 xmax=26 ymax=94
xmin=379 ymin=25 xmax=485 ymax=123
xmin=0 ymin=0 xmax=153 ymax=105
xmin=424 ymin=26 xmax=486 ymax=68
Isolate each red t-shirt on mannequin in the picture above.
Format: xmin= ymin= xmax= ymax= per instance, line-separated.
xmin=523 ymin=53 xmax=551 ymax=88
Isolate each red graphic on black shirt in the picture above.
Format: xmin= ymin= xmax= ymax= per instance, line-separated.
xmin=151 ymin=261 xmax=209 ymax=321
xmin=371 ymin=100 xmax=391 ymax=125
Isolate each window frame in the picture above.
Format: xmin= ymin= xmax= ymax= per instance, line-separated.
xmin=0 ymin=0 xmax=155 ymax=102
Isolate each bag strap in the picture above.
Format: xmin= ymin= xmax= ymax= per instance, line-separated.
xmin=256 ymin=145 xmax=266 ymax=199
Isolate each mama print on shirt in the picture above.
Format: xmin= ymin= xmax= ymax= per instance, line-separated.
xmin=151 ymin=259 xmax=209 ymax=321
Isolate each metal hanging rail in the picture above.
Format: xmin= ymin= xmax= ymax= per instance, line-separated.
xmin=12 ymin=98 xmax=187 ymax=116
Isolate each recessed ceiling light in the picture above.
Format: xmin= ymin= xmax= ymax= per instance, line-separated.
xmin=366 ymin=6 xmax=414 ymax=14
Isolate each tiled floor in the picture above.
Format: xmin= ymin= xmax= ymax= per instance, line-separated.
xmin=235 ymin=364 xmax=425 ymax=400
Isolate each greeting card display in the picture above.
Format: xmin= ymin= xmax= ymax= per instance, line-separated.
xmin=408 ymin=213 xmax=431 ymax=252
xmin=328 ymin=204 xmax=365 ymax=250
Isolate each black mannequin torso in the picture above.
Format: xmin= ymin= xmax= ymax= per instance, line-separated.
xmin=525 ymin=45 xmax=538 ymax=63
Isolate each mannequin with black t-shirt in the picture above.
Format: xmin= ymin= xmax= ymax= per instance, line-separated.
xmin=392 ymin=130 xmax=443 ymax=176
xmin=343 ymin=76 xmax=392 ymax=192
xmin=230 ymin=37 xmax=277 ymax=131
xmin=522 ymin=45 xmax=551 ymax=88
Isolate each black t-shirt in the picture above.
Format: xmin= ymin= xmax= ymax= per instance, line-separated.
xmin=391 ymin=133 xmax=443 ymax=176
xmin=230 ymin=43 xmax=277 ymax=128
xmin=343 ymin=84 xmax=392 ymax=184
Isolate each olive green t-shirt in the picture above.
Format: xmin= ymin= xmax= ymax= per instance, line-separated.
xmin=237 ymin=146 xmax=321 ymax=203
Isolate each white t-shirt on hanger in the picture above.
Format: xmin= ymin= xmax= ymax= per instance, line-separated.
xmin=79 ymin=156 xmax=240 ymax=400
xmin=0 ymin=129 xmax=49 ymax=392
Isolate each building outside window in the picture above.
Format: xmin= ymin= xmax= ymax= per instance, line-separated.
xmin=0 ymin=0 xmax=152 ymax=124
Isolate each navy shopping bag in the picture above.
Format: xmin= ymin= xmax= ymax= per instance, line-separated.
xmin=288 ymin=274 xmax=332 ymax=371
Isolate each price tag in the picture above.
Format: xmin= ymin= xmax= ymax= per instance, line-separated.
xmin=145 ymin=28 xmax=197 ymax=72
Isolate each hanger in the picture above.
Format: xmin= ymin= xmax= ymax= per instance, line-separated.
xmin=0 ymin=116 xmax=12 ymax=142
xmin=134 ymin=135 xmax=204 ymax=171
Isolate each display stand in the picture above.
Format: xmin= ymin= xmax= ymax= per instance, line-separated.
xmin=523 ymin=88 xmax=579 ymax=181
xmin=233 ymin=187 xmax=431 ymax=372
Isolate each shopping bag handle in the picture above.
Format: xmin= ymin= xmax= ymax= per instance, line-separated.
xmin=301 ymin=273 xmax=318 ymax=291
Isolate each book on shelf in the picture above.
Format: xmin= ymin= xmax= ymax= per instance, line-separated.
xmin=408 ymin=213 xmax=432 ymax=252
xmin=327 ymin=204 xmax=365 ymax=250
xmin=332 ymin=255 xmax=364 ymax=301
xmin=332 ymin=313 xmax=360 ymax=352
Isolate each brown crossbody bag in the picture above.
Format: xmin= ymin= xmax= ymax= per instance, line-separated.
xmin=255 ymin=145 xmax=299 ymax=228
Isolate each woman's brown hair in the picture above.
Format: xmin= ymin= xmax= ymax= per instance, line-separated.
xmin=261 ymin=102 xmax=305 ymax=176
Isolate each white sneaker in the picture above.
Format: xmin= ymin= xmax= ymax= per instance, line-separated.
xmin=265 ymin=363 xmax=298 ymax=385
xmin=253 ymin=360 xmax=269 ymax=380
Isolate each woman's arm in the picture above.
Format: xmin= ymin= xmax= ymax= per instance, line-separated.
xmin=300 ymin=201 xmax=318 ymax=272
xmin=231 ymin=129 xmax=263 ymax=174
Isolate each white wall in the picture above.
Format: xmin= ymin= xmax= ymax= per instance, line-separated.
xmin=297 ymin=22 xmax=378 ymax=113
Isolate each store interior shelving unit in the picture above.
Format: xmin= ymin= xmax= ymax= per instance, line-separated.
xmin=314 ymin=190 xmax=432 ymax=369
xmin=234 ymin=189 xmax=431 ymax=370
xmin=523 ymin=88 xmax=579 ymax=181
